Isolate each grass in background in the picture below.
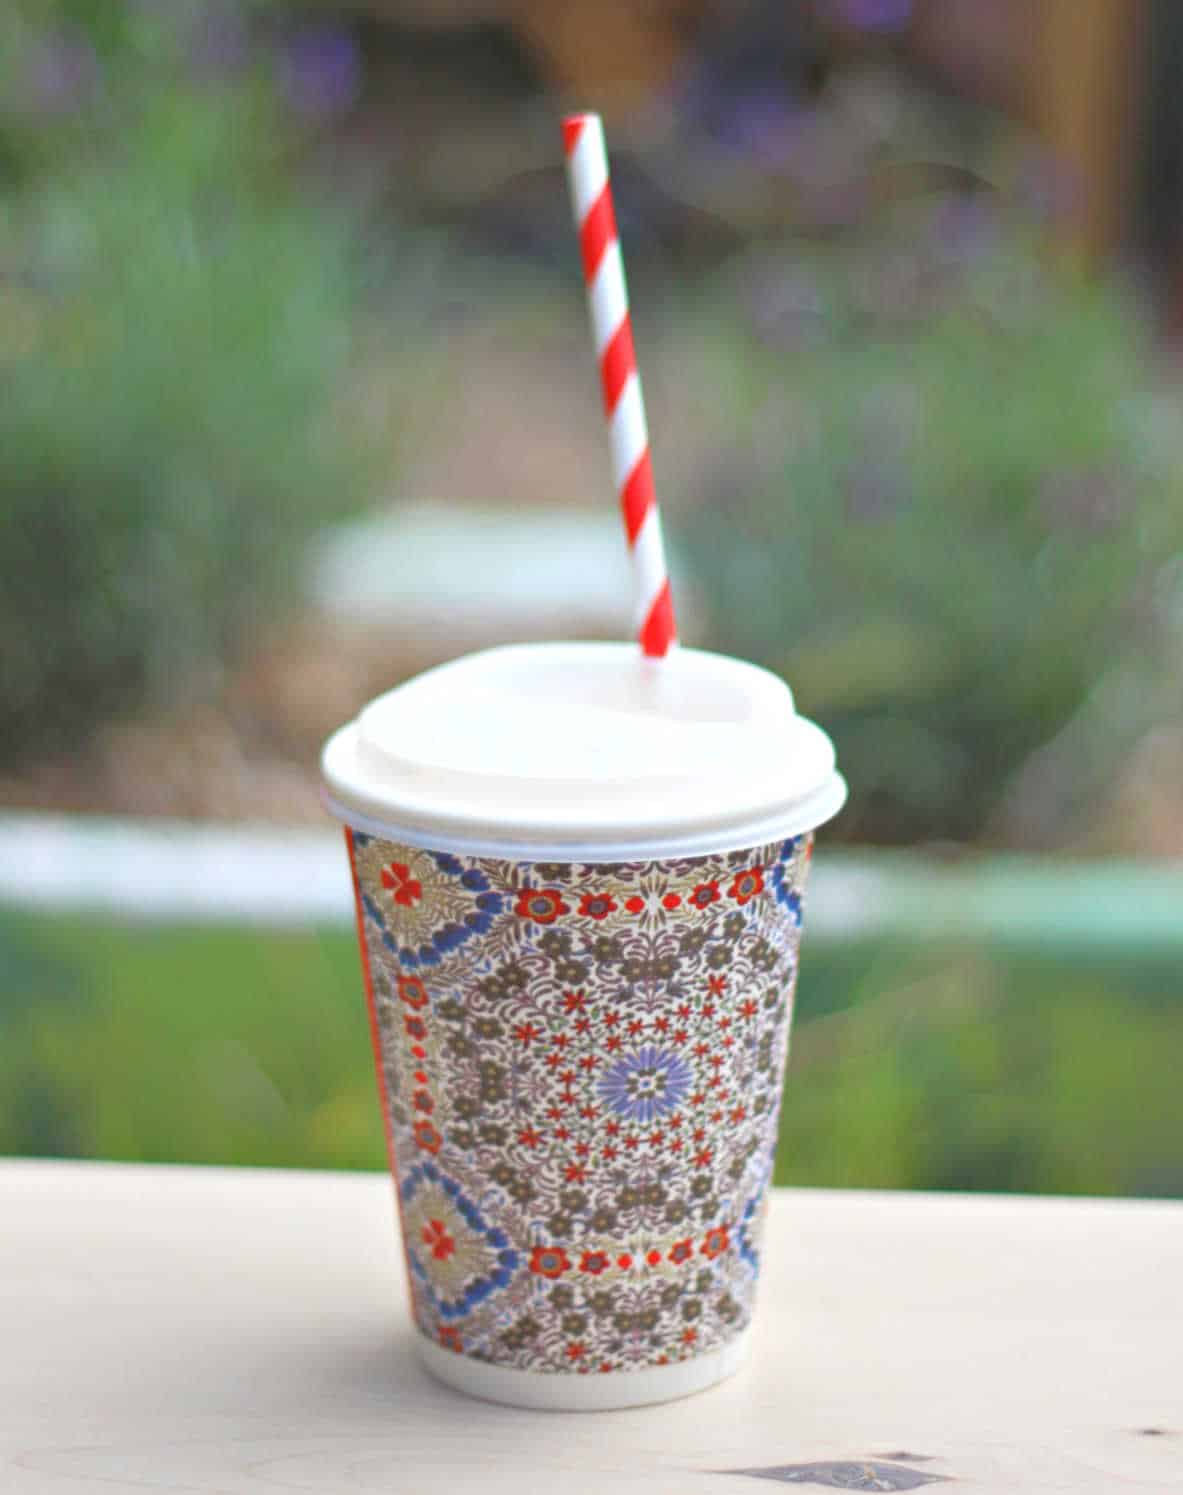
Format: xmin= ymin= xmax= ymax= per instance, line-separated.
xmin=2 ymin=912 xmax=1181 ymax=1198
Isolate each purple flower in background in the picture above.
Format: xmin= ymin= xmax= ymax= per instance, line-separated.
xmin=834 ymin=0 xmax=913 ymax=33
xmin=1017 ymin=150 xmax=1082 ymax=230
xmin=745 ymin=265 xmax=831 ymax=351
xmin=715 ymin=84 xmax=799 ymax=158
xmin=278 ymin=23 xmax=361 ymax=119
xmin=27 ymin=29 xmax=101 ymax=115
xmin=1039 ymin=469 xmax=1128 ymax=533
xmin=191 ymin=4 xmax=252 ymax=82
xmin=844 ymin=462 xmax=907 ymax=524
xmin=930 ymin=192 xmax=998 ymax=262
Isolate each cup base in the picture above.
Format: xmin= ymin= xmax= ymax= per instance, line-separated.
xmin=416 ymin=1328 xmax=750 ymax=1412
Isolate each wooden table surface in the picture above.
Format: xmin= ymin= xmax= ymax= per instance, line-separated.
xmin=2 ymin=1162 xmax=1180 ymax=1494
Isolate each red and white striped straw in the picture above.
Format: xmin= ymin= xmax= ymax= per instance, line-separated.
xmin=563 ymin=112 xmax=677 ymax=658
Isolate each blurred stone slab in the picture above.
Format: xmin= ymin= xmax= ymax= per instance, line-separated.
xmin=310 ymin=501 xmax=638 ymax=640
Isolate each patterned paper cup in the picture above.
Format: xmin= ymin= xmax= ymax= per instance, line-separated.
xmin=343 ymin=826 xmax=813 ymax=1411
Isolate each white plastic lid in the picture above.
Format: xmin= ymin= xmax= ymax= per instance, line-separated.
xmin=321 ymin=642 xmax=846 ymax=860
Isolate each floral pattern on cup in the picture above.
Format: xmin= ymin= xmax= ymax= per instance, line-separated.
xmin=347 ymin=832 xmax=812 ymax=1375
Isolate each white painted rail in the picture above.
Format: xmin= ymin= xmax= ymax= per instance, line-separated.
xmin=3 ymin=812 xmax=1182 ymax=954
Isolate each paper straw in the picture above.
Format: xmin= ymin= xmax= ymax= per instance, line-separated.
xmin=563 ymin=112 xmax=677 ymax=658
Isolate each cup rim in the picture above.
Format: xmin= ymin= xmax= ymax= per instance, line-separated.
xmin=323 ymin=772 xmax=846 ymax=861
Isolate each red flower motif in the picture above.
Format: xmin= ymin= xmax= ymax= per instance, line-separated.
xmin=412 ymin=1090 xmax=433 ymax=1114
xmin=514 ymin=1021 xmax=542 ymax=1046
xmin=422 ymin=1218 xmax=455 ymax=1261
xmin=380 ymin=861 xmax=422 ymax=908
xmin=514 ymin=888 xmax=570 ymax=923
xmin=438 ymin=1325 xmax=463 ymax=1353
xmin=403 ymin=1015 xmax=427 ymax=1041
xmin=397 ymin=974 xmax=428 ymax=1009
xmin=413 ymin=1120 xmax=442 ymax=1154
xmin=625 ymin=896 xmax=645 ymax=913
xmin=706 ymin=975 xmax=727 ymax=996
xmin=529 ymin=1245 xmax=571 ymax=1279
xmin=682 ymin=1327 xmax=698 ymax=1345
xmin=579 ymin=1250 xmax=611 ymax=1275
xmin=701 ymin=1224 xmax=730 ymax=1259
xmin=739 ymin=998 xmax=758 ymax=1021
xmin=689 ymin=881 xmax=720 ymax=910
xmin=566 ymin=1342 xmax=585 ymax=1360
xmin=661 ymin=893 xmax=681 ymax=910
xmin=667 ymin=1238 xmax=694 ymax=1265
xmin=518 ymin=1126 xmax=544 ymax=1148
xmin=727 ymin=866 xmax=764 ymax=904
xmin=577 ymin=892 xmax=618 ymax=920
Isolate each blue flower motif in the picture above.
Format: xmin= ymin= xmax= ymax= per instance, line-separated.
xmin=770 ymin=837 xmax=805 ymax=925
xmin=738 ymin=1190 xmax=762 ymax=1272
xmin=402 ymin=1161 xmax=520 ymax=1320
xmin=354 ymin=837 xmax=506 ymax=968
xmin=596 ymin=1045 xmax=693 ymax=1125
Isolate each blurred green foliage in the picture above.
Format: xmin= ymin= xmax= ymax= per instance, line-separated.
xmin=2 ymin=910 xmax=1179 ymax=1197
xmin=0 ymin=4 xmax=384 ymax=762
xmin=682 ymin=224 xmax=1183 ymax=844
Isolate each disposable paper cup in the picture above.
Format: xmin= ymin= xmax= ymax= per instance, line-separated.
xmin=323 ymin=643 xmax=845 ymax=1410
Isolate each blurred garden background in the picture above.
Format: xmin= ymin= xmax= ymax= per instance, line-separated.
xmin=1 ymin=0 xmax=1181 ymax=1196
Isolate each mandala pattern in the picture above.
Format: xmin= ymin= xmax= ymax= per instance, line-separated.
xmin=347 ymin=829 xmax=812 ymax=1375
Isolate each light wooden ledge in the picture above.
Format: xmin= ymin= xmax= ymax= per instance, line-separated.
xmin=1 ymin=1161 xmax=1179 ymax=1493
